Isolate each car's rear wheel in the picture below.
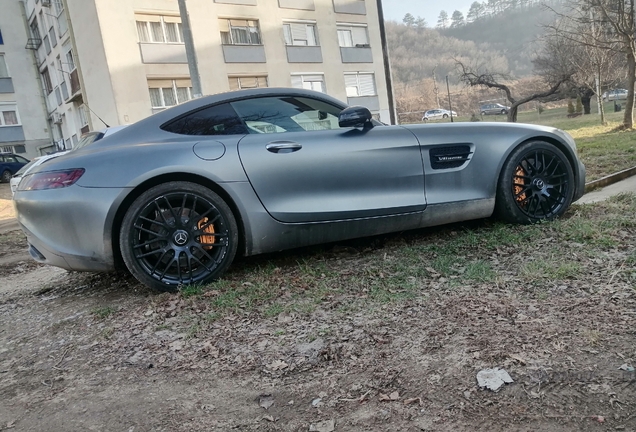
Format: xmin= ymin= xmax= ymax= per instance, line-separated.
xmin=443 ymin=114 xmax=449 ymax=119
xmin=481 ymin=111 xmax=486 ymax=116
xmin=1 ymin=170 xmax=11 ymax=183
xmin=120 ymin=181 xmax=238 ymax=292
xmin=495 ymin=141 xmax=574 ymax=224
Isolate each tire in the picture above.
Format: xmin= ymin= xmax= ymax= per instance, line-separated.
xmin=495 ymin=141 xmax=575 ymax=224
xmin=501 ymin=109 xmax=507 ymax=115
xmin=481 ymin=111 xmax=486 ymax=116
xmin=1 ymin=170 xmax=11 ymax=183
xmin=422 ymin=118 xmax=428 ymax=122
xmin=443 ymin=114 xmax=449 ymax=119
xmin=120 ymin=181 xmax=238 ymax=292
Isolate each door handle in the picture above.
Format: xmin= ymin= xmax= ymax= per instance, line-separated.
xmin=266 ymin=141 xmax=302 ymax=153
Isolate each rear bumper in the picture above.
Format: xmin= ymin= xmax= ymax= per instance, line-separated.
xmin=13 ymin=185 xmax=127 ymax=272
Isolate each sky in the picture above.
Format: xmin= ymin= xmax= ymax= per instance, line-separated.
xmin=381 ymin=0 xmax=476 ymax=27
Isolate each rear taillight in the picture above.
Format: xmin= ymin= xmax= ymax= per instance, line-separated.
xmin=19 ymin=169 xmax=85 ymax=191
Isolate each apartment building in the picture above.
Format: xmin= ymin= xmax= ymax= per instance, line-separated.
xmin=0 ymin=0 xmax=51 ymax=159
xmin=5 ymin=0 xmax=393 ymax=158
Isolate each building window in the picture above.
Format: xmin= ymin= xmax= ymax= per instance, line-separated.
xmin=219 ymin=19 xmax=261 ymax=45
xmin=283 ymin=22 xmax=318 ymax=46
xmin=66 ymin=50 xmax=75 ymax=71
xmin=345 ymin=72 xmax=376 ymax=97
xmin=0 ymin=55 xmax=9 ymax=78
xmin=0 ymin=104 xmax=20 ymax=126
xmin=337 ymin=24 xmax=369 ymax=47
xmin=41 ymin=68 xmax=53 ymax=94
xmin=228 ymin=75 xmax=268 ymax=90
xmin=148 ymin=79 xmax=193 ymax=108
xmin=291 ymin=74 xmax=325 ymax=93
xmin=136 ymin=15 xmax=184 ymax=44
xmin=29 ymin=20 xmax=41 ymax=41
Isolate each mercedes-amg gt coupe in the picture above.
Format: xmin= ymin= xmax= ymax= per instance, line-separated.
xmin=13 ymin=88 xmax=586 ymax=292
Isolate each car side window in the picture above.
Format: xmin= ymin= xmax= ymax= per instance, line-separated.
xmin=15 ymin=156 xmax=29 ymax=163
xmin=161 ymin=103 xmax=249 ymax=136
xmin=5 ymin=155 xmax=17 ymax=163
xmin=231 ymin=96 xmax=343 ymax=134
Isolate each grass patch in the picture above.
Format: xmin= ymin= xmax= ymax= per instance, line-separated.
xmin=180 ymin=285 xmax=204 ymax=298
xmin=92 ymin=306 xmax=115 ymax=319
xmin=521 ymin=259 xmax=583 ymax=281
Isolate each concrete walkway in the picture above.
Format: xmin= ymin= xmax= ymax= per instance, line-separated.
xmin=577 ymin=175 xmax=636 ymax=204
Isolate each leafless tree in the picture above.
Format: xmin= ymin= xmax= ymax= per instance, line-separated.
xmin=456 ymin=61 xmax=572 ymax=122
xmin=548 ymin=0 xmax=636 ymax=128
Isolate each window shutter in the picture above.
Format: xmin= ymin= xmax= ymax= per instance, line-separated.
xmin=291 ymin=23 xmax=307 ymax=42
xmin=228 ymin=77 xmax=240 ymax=91
xmin=148 ymin=79 xmax=174 ymax=88
xmin=358 ymin=74 xmax=375 ymax=96
xmin=351 ymin=27 xmax=368 ymax=45
xmin=291 ymin=76 xmax=303 ymax=89
xmin=344 ymin=74 xmax=357 ymax=88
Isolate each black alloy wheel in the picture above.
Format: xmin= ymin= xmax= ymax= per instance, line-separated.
xmin=120 ymin=181 xmax=238 ymax=292
xmin=496 ymin=141 xmax=575 ymax=224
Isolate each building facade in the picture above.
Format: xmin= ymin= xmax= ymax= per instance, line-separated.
xmin=0 ymin=0 xmax=52 ymax=158
xmin=3 ymin=0 xmax=393 ymax=158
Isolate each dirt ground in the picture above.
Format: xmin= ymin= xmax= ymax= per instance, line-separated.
xmin=1 ymin=182 xmax=635 ymax=431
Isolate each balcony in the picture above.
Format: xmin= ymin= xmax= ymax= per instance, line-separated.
xmin=69 ymin=69 xmax=82 ymax=102
xmin=139 ymin=43 xmax=187 ymax=64
xmin=333 ymin=0 xmax=366 ymax=15
xmin=279 ymin=0 xmax=314 ymax=10
xmin=340 ymin=46 xmax=373 ymax=63
xmin=0 ymin=126 xmax=25 ymax=143
xmin=0 ymin=78 xmax=14 ymax=94
xmin=214 ymin=0 xmax=257 ymax=4
xmin=286 ymin=46 xmax=323 ymax=63
xmin=222 ymin=45 xmax=266 ymax=63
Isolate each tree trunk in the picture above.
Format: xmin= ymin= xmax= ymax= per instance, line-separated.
xmin=623 ymin=47 xmax=636 ymax=128
xmin=582 ymin=96 xmax=591 ymax=114
xmin=508 ymin=104 xmax=519 ymax=122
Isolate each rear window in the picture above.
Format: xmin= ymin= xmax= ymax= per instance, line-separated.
xmin=74 ymin=132 xmax=105 ymax=150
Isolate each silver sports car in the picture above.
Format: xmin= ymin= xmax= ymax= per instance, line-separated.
xmin=13 ymin=88 xmax=586 ymax=292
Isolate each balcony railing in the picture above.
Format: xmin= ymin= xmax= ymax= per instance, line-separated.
xmin=69 ymin=69 xmax=81 ymax=101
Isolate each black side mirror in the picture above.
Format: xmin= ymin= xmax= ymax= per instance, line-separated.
xmin=338 ymin=106 xmax=373 ymax=128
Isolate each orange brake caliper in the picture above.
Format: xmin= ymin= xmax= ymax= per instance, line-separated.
xmin=514 ymin=166 xmax=527 ymax=203
xmin=198 ymin=218 xmax=216 ymax=250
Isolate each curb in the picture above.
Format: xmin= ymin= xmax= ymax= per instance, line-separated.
xmin=584 ymin=165 xmax=636 ymax=193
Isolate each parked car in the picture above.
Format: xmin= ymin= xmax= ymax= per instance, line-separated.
xmin=602 ymin=89 xmax=628 ymax=101
xmin=0 ymin=153 xmax=30 ymax=183
xmin=13 ymin=88 xmax=586 ymax=292
xmin=480 ymin=103 xmax=510 ymax=115
xmin=422 ymin=109 xmax=457 ymax=122
xmin=10 ymin=126 xmax=127 ymax=195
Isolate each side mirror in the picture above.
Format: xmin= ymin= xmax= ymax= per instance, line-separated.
xmin=338 ymin=106 xmax=373 ymax=128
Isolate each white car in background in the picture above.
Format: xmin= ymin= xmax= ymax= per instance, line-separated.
xmin=10 ymin=126 xmax=127 ymax=196
xmin=422 ymin=108 xmax=457 ymax=122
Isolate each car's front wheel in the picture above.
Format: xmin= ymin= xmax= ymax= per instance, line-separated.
xmin=481 ymin=111 xmax=486 ymax=116
xmin=120 ymin=181 xmax=238 ymax=292
xmin=501 ymin=109 xmax=507 ymax=115
xmin=495 ymin=141 xmax=575 ymax=224
xmin=443 ymin=114 xmax=449 ymax=119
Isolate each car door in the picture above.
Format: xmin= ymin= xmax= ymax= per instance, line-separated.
xmin=235 ymin=95 xmax=426 ymax=223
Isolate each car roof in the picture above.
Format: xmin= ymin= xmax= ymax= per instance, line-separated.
xmin=95 ymin=88 xmax=350 ymax=147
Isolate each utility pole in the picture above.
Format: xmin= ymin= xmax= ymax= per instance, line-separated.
xmin=446 ymin=76 xmax=454 ymax=122
xmin=177 ymin=0 xmax=203 ymax=98
xmin=432 ymin=66 xmax=440 ymax=108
